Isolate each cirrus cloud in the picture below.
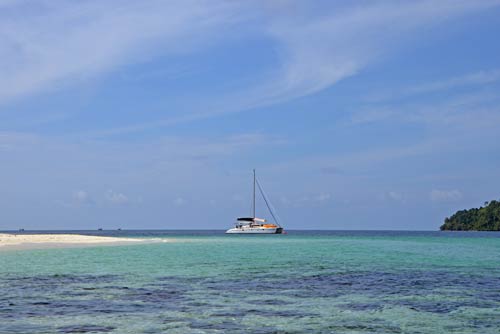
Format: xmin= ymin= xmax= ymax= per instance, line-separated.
xmin=1 ymin=0 xmax=499 ymax=134
xmin=430 ymin=189 xmax=463 ymax=202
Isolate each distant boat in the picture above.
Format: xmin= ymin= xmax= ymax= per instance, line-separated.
xmin=98 ymin=228 xmax=103 ymax=231
xmin=19 ymin=228 xmax=25 ymax=232
xmin=226 ymin=169 xmax=284 ymax=234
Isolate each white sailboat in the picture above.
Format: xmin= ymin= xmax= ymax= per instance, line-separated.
xmin=226 ymin=169 xmax=284 ymax=234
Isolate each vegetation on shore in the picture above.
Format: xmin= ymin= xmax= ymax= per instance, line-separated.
xmin=440 ymin=200 xmax=500 ymax=231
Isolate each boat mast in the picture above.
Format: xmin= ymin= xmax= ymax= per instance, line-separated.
xmin=253 ymin=169 xmax=256 ymax=218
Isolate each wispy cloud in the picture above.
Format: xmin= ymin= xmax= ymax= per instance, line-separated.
xmin=366 ymin=68 xmax=500 ymax=102
xmin=240 ymin=0 xmax=500 ymax=109
xmin=72 ymin=190 xmax=93 ymax=206
xmin=0 ymin=0 xmax=249 ymax=104
xmin=173 ymin=197 xmax=185 ymax=207
xmin=2 ymin=1 xmax=498 ymax=134
xmin=320 ymin=166 xmax=343 ymax=175
xmin=105 ymin=190 xmax=129 ymax=205
xmin=386 ymin=191 xmax=404 ymax=202
xmin=430 ymin=189 xmax=463 ymax=202
xmin=0 ymin=130 xmax=292 ymax=227
xmin=348 ymin=89 xmax=500 ymax=129
xmin=0 ymin=131 xmax=38 ymax=151
xmin=279 ymin=192 xmax=333 ymax=208
xmin=406 ymin=69 xmax=500 ymax=96
xmin=315 ymin=192 xmax=332 ymax=202
xmin=0 ymin=130 xmax=282 ymax=200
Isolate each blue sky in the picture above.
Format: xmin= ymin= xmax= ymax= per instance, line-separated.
xmin=1 ymin=0 xmax=500 ymax=230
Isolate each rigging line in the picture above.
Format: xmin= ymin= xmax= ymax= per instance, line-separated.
xmin=255 ymin=178 xmax=281 ymax=227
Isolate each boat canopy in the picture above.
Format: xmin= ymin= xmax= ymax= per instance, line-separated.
xmin=237 ymin=217 xmax=267 ymax=222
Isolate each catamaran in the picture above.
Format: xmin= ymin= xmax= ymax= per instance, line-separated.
xmin=226 ymin=169 xmax=284 ymax=234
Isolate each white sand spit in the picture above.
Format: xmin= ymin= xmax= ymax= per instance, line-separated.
xmin=0 ymin=233 xmax=153 ymax=251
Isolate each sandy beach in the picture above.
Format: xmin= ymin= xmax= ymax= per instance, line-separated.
xmin=0 ymin=233 xmax=150 ymax=251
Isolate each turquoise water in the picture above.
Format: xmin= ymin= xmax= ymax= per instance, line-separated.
xmin=1 ymin=231 xmax=499 ymax=333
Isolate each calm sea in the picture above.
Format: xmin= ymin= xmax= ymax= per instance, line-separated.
xmin=1 ymin=230 xmax=499 ymax=333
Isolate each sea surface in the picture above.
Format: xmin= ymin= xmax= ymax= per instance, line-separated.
xmin=1 ymin=230 xmax=499 ymax=333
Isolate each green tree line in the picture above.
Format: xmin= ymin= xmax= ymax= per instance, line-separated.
xmin=440 ymin=200 xmax=500 ymax=231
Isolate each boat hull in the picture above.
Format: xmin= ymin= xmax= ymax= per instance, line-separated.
xmin=225 ymin=227 xmax=283 ymax=234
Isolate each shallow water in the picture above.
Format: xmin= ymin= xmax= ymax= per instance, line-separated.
xmin=0 ymin=230 xmax=499 ymax=333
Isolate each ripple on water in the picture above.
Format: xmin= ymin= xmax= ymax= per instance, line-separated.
xmin=57 ymin=325 xmax=116 ymax=333
xmin=0 ymin=269 xmax=499 ymax=333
